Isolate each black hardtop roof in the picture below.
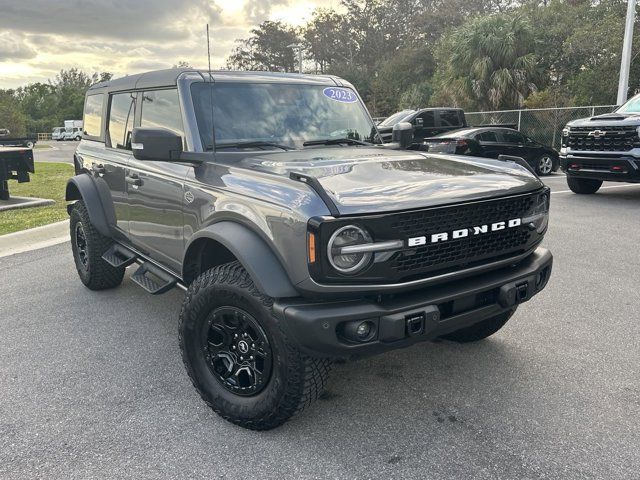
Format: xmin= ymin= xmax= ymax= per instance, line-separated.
xmin=87 ymin=68 xmax=345 ymax=94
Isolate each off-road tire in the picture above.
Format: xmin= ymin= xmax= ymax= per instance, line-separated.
xmin=567 ymin=177 xmax=602 ymax=194
xmin=441 ymin=308 xmax=517 ymax=343
xmin=70 ymin=201 xmax=125 ymax=290
xmin=179 ymin=261 xmax=331 ymax=430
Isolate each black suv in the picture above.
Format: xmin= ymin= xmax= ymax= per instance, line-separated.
xmin=561 ymin=96 xmax=640 ymax=193
xmin=66 ymin=69 xmax=552 ymax=430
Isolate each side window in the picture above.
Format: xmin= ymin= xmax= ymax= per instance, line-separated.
xmin=140 ymin=89 xmax=184 ymax=139
xmin=83 ymin=94 xmax=104 ymax=138
xmin=502 ymin=131 xmax=525 ymax=144
xmin=476 ymin=131 xmax=498 ymax=142
xmin=439 ymin=110 xmax=461 ymax=127
xmin=415 ymin=111 xmax=435 ymax=128
xmin=108 ymin=92 xmax=136 ymax=150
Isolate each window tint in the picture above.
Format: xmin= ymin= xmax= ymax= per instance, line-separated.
xmin=476 ymin=131 xmax=498 ymax=142
xmin=108 ymin=92 xmax=136 ymax=150
xmin=502 ymin=131 xmax=525 ymax=144
xmin=83 ymin=94 xmax=104 ymax=138
xmin=439 ymin=110 xmax=461 ymax=127
xmin=140 ymin=89 xmax=184 ymax=138
xmin=416 ymin=111 xmax=435 ymax=127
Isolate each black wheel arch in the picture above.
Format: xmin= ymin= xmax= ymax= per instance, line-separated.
xmin=183 ymin=221 xmax=299 ymax=299
xmin=65 ymin=174 xmax=116 ymax=237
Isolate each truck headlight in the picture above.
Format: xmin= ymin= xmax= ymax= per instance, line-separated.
xmin=562 ymin=127 xmax=570 ymax=137
xmin=327 ymin=225 xmax=373 ymax=274
xmin=524 ymin=190 xmax=550 ymax=234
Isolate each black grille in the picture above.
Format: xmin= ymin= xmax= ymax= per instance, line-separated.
xmin=312 ymin=190 xmax=547 ymax=284
xmin=389 ymin=195 xmax=535 ymax=275
xmin=567 ymin=125 xmax=640 ymax=152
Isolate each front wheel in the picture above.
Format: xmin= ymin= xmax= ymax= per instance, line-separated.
xmin=535 ymin=154 xmax=554 ymax=175
xmin=179 ymin=261 xmax=331 ymax=430
xmin=441 ymin=308 xmax=516 ymax=343
xmin=25 ymin=141 xmax=34 ymax=149
xmin=567 ymin=177 xmax=603 ymax=194
xmin=75 ymin=136 xmax=81 ymax=141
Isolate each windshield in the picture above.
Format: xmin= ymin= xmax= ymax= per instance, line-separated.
xmin=616 ymin=94 xmax=640 ymax=113
xmin=379 ymin=109 xmax=415 ymax=126
xmin=191 ymin=82 xmax=379 ymax=150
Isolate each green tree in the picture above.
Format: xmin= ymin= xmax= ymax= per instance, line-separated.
xmin=227 ymin=21 xmax=299 ymax=72
xmin=0 ymin=90 xmax=27 ymax=136
xmin=433 ymin=13 xmax=540 ymax=110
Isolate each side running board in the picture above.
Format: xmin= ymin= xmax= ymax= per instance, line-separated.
xmin=102 ymin=244 xmax=137 ymax=268
xmin=130 ymin=262 xmax=177 ymax=295
xmin=102 ymin=243 xmax=179 ymax=295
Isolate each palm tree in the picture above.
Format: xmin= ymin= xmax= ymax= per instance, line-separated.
xmin=440 ymin=14 xmax=539 ymax=111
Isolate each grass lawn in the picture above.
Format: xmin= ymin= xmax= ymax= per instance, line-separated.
xmin=0 ymin=162 xmax=73 ymax=235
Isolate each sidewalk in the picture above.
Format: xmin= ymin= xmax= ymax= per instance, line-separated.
xmin=0 ymin=220 xmax=69 ymax=258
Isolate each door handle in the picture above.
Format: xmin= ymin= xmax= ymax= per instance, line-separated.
xmin=92 ymin=164 xmax=105 ymax=175
xmin=126 ymin=174 xmax=142 ymax=187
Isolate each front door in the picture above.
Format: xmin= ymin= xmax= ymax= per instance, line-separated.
xmin=126 ymin=88 xmax=190 ymax=273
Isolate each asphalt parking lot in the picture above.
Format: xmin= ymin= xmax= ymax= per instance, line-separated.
xmin=1 ymin=175 xmax=639 ymax=479
xmin=32 ymin=141 xmax=77 ymax=164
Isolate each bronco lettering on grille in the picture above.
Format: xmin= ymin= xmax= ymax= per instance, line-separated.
xmin=407 ymin=218 xmax=522 ymax=247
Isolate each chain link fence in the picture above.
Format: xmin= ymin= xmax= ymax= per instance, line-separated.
xmin=466 ymin=105 xmax=618 ymax=149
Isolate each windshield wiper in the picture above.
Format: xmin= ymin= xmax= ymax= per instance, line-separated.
xmin=303 ymin=138 xmax=369 ymax=147
xmin=212 ymin=141 xmax=294 ymax=151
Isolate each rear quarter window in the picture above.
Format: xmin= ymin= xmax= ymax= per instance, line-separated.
xmin=83 ymin=94 xmax=105 ymax=140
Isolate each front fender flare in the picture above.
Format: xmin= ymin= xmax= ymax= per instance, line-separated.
xmin=185 ymin=222 xmax=299 ymax=299
xmin=65 ymin=174 xmax=115 ymax=237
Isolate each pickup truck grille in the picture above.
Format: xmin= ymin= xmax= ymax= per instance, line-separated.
xmin=567 ymin=125 xmax=640 ymax=152
xmin=389 ymin=194 xmax=535 ymax=275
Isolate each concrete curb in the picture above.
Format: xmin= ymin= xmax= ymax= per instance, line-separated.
xmin=0 ymin=196 xmax=55 ymax=212
xmin=0 ymin=220 xmax=69 ymax=258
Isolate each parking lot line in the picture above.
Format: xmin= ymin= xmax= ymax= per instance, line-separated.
xmin=552 ymin=183 xmax=640 ymax=194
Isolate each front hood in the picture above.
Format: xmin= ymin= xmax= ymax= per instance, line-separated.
xmin=568 ymin=111 xmax=640 ymax=127
xmin=237 ymin=147 xmax=543 ymax=215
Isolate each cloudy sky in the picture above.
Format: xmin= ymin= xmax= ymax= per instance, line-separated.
xmin=0 ymin=0 xmax=337 ymax=88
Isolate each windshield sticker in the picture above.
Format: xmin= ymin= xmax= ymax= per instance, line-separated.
xmin=323 ymin=87 xmax=357 ymax=103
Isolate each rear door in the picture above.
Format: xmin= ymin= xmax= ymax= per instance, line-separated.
xmin=126 ymin=88 xmax=190 ymax=273
xmin=474 ymin=130 xmax=502 ymax=158
xmin=498 ymin=130 xmax=533 ymax=161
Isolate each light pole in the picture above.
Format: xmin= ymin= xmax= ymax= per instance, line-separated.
xmin=617 ymin=0 xmax=637 ymax=105
xmin=287 ymin=43 xmax=303 ymax=74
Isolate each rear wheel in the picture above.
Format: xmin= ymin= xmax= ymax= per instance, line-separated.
xmin=179 ymin=261 xmax=331 ymax=430
xmin=535 ymin=155 xmax=554 ymax=175
xmin=24 ymin=141 xmax=34 ymax=149
xmin=441 ymin=308 xmax=516 ymax=343
xmin=567 ymin=177 xmax=602 ymax=194
xmin=70 ymin=201 xmax=125 ymax=290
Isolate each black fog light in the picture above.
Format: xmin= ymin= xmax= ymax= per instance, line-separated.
xmin=339 ymin=319 xmax=377 ymax=343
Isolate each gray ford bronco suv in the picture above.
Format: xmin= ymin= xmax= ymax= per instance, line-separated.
xmin=66 ymin=69 xmax=552 ymax=430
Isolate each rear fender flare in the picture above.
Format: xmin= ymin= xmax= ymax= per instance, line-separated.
xmin=185 ymin=221 xmax=299 ymax=299
xmin=65 ymin=174 xmax=115 ymax=237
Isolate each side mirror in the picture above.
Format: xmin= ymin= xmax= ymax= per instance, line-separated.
xmin=415 ymin=117 xmax=424 ymax=127
xmin=392 ymin=121 xmax=414 ymax=149
xmin=131 ymin=127 xmax=183 ymax=161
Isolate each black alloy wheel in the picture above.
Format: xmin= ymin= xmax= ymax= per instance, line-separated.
xmin=74 ymin=222 xmax=89 ymax=269
xmin=204 ymin=306 xmax=272 ymax=396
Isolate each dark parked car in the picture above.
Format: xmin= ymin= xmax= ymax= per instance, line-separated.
xmin=425 ymin=127 xmax=559 ymax=176
xmin=377 ymin=108 xmax=467 ymax=143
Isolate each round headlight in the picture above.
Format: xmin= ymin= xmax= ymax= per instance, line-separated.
xmin=327 ymin=225 xmax=373 ymax=274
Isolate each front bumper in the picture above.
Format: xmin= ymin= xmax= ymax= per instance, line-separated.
xmin=275 ymin=247 xmax=553 ymax=358
xmin=560 ymin=154 xmax=640 ymax=182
